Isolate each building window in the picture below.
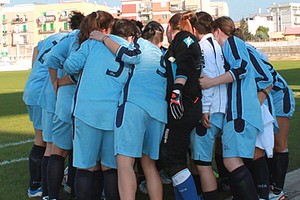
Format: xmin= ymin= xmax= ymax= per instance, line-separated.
xmin=50 ymin=23 xmax=54 ymax=31
xmin=162 ymin=14 xmax=167 ymax=19
xmin=63 ymin=22 xmax=69 ymax=30
xmin=23 ymin=25 xmax=27 ymax=32
xmin=43 ymin=24 xmax=47 ymax=31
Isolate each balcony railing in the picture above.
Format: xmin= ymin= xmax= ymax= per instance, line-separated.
xmin=45 ymin=15 xmax=56 ymax=22
xmin=38 ymin=29 xmax=56 ymax=34
xmin=139 ymin=7 xmax=152 ymax=14
xmin=59 ymin=28 xmax=70 ymax=32
xmin=11 ymin=18 xmax=28 ymax=24
xmin=59 ymin=15 xmax=68 ymax=21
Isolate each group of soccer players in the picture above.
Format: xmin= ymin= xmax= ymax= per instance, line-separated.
xmin=23 ymin=8 xmax=295 ymax=200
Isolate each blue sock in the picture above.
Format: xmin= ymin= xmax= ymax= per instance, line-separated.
xmin=172 ymin=168 xmax=199 ymax=200
xmin=174 ymin=186 xmax=184 ymax=200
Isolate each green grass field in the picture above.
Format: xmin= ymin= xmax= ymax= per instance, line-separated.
xmin=0 ymin=60 xmax=299 ymax=199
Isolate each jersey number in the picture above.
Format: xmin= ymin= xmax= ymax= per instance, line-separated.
xmin=106 ymin=57 xmax=125 ymax=77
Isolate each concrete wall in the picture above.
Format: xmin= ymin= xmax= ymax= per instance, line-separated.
xmin=249 ymin=40 xmax=300 ymax=60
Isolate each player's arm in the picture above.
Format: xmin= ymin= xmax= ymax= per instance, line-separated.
xmin=90 ymin=30 xmax=120 ymax=54
xmin=258 ymin=84 xmax=273 ymax=105
xmin=64 ymin=41 xmax=90 ymax=75
xmin=199 ymin=71 xmax=233 ymax=89
xmin=48 ymin=68 xmax=58 ymax=93
xmin=31 ymin=46 xmax=39 ymax=68
xmin=57 ymin=75 xmax=76 ymax=87
xmin=90 ymin=30 xmax=141 ymax=64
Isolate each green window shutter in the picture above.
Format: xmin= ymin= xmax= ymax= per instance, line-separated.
xmin=43 ymin=12 xmax=46 ymax=16
xmin=2 ymin=15 xmax=6 ymax=20
xmin=50 ymin=23 xmax=54 ymax=30
xmin=64 ymin=22 xmax=68 ymax=30
xmin=23 ymin=25 xmax=27 ymax=32
xmin=3 ymin=26 xmax=6 ymax=31
xmin=43 ymin=23 xmax=47 ymax=31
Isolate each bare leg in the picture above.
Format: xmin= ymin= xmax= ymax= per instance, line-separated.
xmin=117 ymin=154 xmax=136 ymax=200
xmin=141 ymin=154 xmax=162 ymax=200
xmin=34 ymin=129 xmax=46 ymax=147
xmin=196 ymin=165 xmax=217 ymax=192
xmin=274 ymin=116 xmax=289 ymax=153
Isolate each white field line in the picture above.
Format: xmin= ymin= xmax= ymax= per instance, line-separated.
xmin=0 ymin=139 xmax=34 ymax=149
xmin=0 ymin=157 xmax=29 ymax=166
xmin=0 ymin=139 xmax=33 ymax=166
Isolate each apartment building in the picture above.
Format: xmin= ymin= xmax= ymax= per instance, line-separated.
xmin=120 ymin=0 xmax=228 ymax=25
xmin=269 ymin=2 xmax=300 ymax=32
xmin=209 ymin=1 xmax=228 ymax=18
xmin=246 ymin=13 xmax=274 ymax=35
xmin=1 ymin=1 xmax=111 ymax=60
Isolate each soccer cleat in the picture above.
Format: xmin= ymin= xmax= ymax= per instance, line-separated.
xmin=269 ymin=191 xmax=285 ymax=200
xmin=101 ymin=190 xmax=106 ymax=200
xmin=62 ymin=166 xmax=68 ymax=186
xmin=27 ymin=187 xmax=42 ymax=198
xmin=159 ymin=170 xmax=172 ymax=184
xmin=138 ymin=180 xmax=148 ymax=194
xmin=41 ymin=196 xmax=49 ymax=200
xmin=63 ymin=184 xmax=72 ymax=194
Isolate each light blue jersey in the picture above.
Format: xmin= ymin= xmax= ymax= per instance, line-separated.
xmin=45 ymin=30 xmax=80 ymax=124
xmin=23 ymin=33 xmax=66 ymax=105
xmin=247 ymin=45 xmax=279 ymax=131
xmin=247 ymin=46 xmax=273 ymax=91
xmin=270 ymin=71 xmax=295 ymax=118
xmin=117 ymin=38 xmax=167 ymax=123
xmin=64 ymin=35 xmax=132 ymax=130
xmin=223 ymin=36 xmax=263 ymax=132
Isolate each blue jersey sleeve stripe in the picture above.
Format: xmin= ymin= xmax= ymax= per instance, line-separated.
xmin=230 ymin=67 xmax=246 ymax=80
xmin=116 ymin=41 xmax=142 ymax=62
xmin=224 ymin=58 xmax=230 ymax=71
xmin=227 ymin=83 xmax=233 ymax=121
xmin=266 ymin=95 xmax=273 ymax=115
xmin=228 ymin=37 xmax=240 ymax=60
xmin=283 ymin=88 xmax=292 ymax=114
xmin=263 ymin=60 xmax=277 ymax=84
xmin=236 ymin=79 xmax=243 ymax=118
xmin=248 ymin=51 xmax=269 ymax=90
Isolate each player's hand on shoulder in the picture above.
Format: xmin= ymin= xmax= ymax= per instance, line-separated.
xmin=90 ymin=30 xmax=106 ymax=42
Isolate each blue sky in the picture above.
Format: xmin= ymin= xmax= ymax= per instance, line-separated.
xmin=6 ymin=0 xmax=294 ymax=21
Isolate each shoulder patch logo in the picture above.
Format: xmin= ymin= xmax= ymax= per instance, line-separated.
xmin=183 ymin=36 xmax=194 ymax=48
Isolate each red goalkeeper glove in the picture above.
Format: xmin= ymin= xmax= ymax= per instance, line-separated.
xmin=170 ymin=83 xmax=184 ymax=120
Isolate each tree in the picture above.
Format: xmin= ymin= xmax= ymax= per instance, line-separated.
xmin=255 ymin=26 xmax=269 ymax=41
xmin=239 ymin=18 xmax=253 ymax=41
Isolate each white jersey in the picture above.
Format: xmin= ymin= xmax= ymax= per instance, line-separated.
xmin=199 ymin=33 xmax=227 ymax=115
